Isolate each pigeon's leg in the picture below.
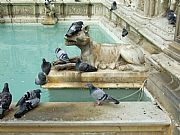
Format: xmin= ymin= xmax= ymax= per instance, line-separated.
xmin=93 ymin=101 xmax=102 ymax=106
xmin=7 ymin=107 xmax=13 ymax=112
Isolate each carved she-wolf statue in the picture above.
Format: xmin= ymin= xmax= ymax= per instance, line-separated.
xmin=61 ymin=21 xmax=147 ymax=72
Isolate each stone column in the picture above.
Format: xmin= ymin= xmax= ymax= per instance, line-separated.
xmin=174 ymin=3 xmax=180 ymax=43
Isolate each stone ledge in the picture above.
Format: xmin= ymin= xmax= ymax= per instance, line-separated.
xmin=0 ymin=102 xmax=170 ymax=133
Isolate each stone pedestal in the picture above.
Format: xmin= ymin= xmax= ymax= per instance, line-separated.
xmin=42 ymin=16 xmax=58 ymax=25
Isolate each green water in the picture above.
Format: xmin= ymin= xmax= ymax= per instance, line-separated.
xmin=0 ymin=23 xmax=150 ymax=102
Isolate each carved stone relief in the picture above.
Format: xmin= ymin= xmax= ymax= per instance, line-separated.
xmin=66 ymin=5 xmax=88 ymax=15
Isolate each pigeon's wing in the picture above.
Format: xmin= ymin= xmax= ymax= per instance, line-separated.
xmin=16 ymin=96 xmax=26 ymax=107
xmin=91 ymin=88 xmax=105 ymax=100
xmin=78 ymin=62 xmax=88 ymax=71
xmin=0 ymin=92 xmax=12 ymax=110
xmin=26 ymin=98 xmax=40 ymax=108
xmin=57 ymin=50 xmax=70 ymax=63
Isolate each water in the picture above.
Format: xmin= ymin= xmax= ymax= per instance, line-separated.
xmin=0 ymin=23 xmax=149 ymax=102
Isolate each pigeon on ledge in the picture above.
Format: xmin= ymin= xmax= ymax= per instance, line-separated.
xmin=0 ymin=83 xmax=12 ymax=119
xmin=75 ymin=58 xmax=97 ymax=72
xmin=35 ymin=72 xmax=47 ymax=85
xmin=14 ymin=89 xmax=41 ymax=118
xmin=55 ymin=48 xmax=70 ymax=63
xmin=110 ymin=1 xmax=117 ymax=11
xmin=86 ymin=83 xmax=119 ymax=105
xmin=122 ymin=28 xmax=128 ymax=37
xmin=41 ymin=58 xmax=51 ymax=75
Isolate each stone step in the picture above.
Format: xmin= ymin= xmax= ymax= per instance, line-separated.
xmin=42 ymin=82 xmax=142 ymax=89
xmin=47 ymin=70 xmax=147 ymax=83
xmin=0 ymin=102 xmax=171 ymax=135
xmin=163 ymin=42 xmax=180 ymax=62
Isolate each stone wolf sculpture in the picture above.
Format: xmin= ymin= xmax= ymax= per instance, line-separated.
xmin=64 ymin=22 xmax=146 ymax=71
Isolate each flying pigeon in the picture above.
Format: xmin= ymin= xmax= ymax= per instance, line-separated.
xmin=0 ymin=83 xmax=12 ymax=119
xmin=86 ymin=83 xmax=119 ymax=105
xmin=122 ymin=28 xmax=128 ymax=37
xmin=35 ymin=72 xmax=47 ymax=85
xmin=75 ymin=58 xmax=97 ymax=72
xmin=167 ymin=10 xmax=176 ymax=25
xmin=14 ymin=89 xmax=41 ymax=118
xmin=65 ymin=21 xmax=83 ymax=37
xmin=110 ymin=1 xmax=117 ymax=11
xmin=41 ymin=58 xmax=51 ymax=75
xmin=55 ymin=48 xmax=70 ymax=63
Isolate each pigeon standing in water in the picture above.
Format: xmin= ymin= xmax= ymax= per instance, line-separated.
xmin=75 ymin=58 xmax=97 ymax=72
xmin=0 ymin=83 xmax=12 ymax=119
xmin=41 ymin=58 xmax=51 ymax=75
xmin=65 ymin=21 xmax=83 ymax=37
xmin=122 ymin=28 xmax=128 ymax=37
xmin=110 ymin=1 xmax=117 ymax=11
xmin=55 ymin=48 xmax=70 ymax=63
xmin=35 ymin=72 xmax=47 ymax=85
xmin=86 ymin=83 xmax=119 ymax=105
xmin=14 ymin=89 xmax=41 ymax=118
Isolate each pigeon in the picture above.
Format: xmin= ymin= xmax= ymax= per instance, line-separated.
xmin=75 ymin=58 xmax=97 ymax=72
xmin=14 ymin=89 xmax=41 ymax=118
xmin=55 ymin=48 xmax=70 ymax=63
xmin=86 ymin=83 xmax=119 ymax=105
xmin=122 ymin=28 xmax=128 ymax=37
xmin=65 ymin=21 xmax=83 ymax=37
xmin=167 ymin=10 xmax=176 ymax=25
xmin=75 ymin=0 xmax=80 ymax=2
xmin=35 ymin=72 xmax=47 ymax=85
xmin=0 ymin=83 xmax=12 ymax=119
xmin=110 ymin=1 xmax=117 ymax=11
xmin=41 ymin=58 xmax=51 ymax=75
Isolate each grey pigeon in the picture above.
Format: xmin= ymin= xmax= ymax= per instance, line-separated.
xmin=41 ymin=58 xmax=51 ymax=75
xmin=110 ymin=1 xmax=117 ymax=11
xmin=86 ymin=83 xmax=119 ymax=105
xmin=0 ymin=83 xmax=12 ymax=119
xmin=65 ymin=21 xmax=83 ymax=37
xmin=55 ymin=48 xmax=70 ymax=63
xmin=35 ymin=72 xmax=47 ymax=85
xmin=14 ymin=89 xmax=41 ymax=118
xmin=75 ymin=58 xmax=97 ymax=72
xmin=122 ymin=28 xmax=128 ymax=37
xmin=167 ymin=10 xmax=176 ymax=25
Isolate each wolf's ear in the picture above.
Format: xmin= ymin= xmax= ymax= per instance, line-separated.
xmin=83 ymin=25 xmax=89 ymax=35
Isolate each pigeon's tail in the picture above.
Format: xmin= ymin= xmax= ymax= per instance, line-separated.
xmin=14 ymin=102 xmax=32 ymax=118
xmin=108 ymin=96 xmax=120 ymax=104
xmin=0 ymin=108 xmax=5 ymax=119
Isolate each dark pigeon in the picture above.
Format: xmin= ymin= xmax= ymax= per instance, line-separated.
xmin=122 ymin=28 xmax=128 ymax=37
xmin=65 ymin=21 xmax=83 ymax=37
xmin=0 ymin=83 xmax=12 ymax=119
xmin=55 ymin=48 xmax=70 ymax=63
xmin=44 ymin=0 xmax=51 ymax=10
xmin=75 ymin=58 xmax=97 ymax=72
xmin=14 ymin=89 xmax=41 ymax=118
xmin=35 ymin=72 xmax=47 ymax=85
xmin=41 ymin=58 xmax=51 ymax=75
xmin=167 ymin=10 xmax=176 ymax=25
xmin=75 ymin=0 xmax=80 ymax=2
xmin=86 ymin=83 xmax=119 ymax=105
xmin=110 ymin=1 xmax=117 ymax=11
